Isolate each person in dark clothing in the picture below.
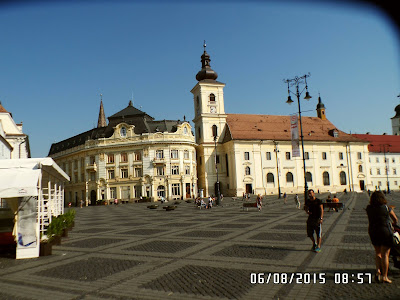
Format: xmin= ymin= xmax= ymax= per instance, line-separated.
xmin=304 ymin=189 xmax=323 ymax=253
xmin=366 ymin=191 xmax=398 ymax=283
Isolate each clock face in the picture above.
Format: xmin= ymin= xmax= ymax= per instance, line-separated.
xmin=210 ymin=106 xmax=216 ymax=113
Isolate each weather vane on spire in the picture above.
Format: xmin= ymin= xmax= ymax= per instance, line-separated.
xmin=203 ymin=40 xmax=206 ymax=51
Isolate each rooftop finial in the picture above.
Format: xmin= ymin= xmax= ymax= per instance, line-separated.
xmin=203 ymin=40 xmax=206 ymax=52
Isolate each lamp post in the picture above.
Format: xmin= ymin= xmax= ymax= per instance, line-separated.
xmin=284 ymin=73 xmax=312 ymax=203
xmin=212 ymin=125 xmax=221 ymax=205
xmin=381 ymin=144 xmax=391 ymax=194
xmin=273 ymin=141 xmax=281 ymax=198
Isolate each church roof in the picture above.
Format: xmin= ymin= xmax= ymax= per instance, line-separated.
xmin=224 ymin=114 xmax=364 ymax=143
xmin=352 ymin=134 xmax=400 ymax=153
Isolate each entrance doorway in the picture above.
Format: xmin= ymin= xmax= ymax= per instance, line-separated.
xmin=245 ymin=184 xmax=253 ymax=195
xmin=186 ymin=183 xmax=191 ymax=198
xmin=90 ymin=190 xmax=96 ymax=205
xmin=359 ymin=180 xmax=365 ymax=191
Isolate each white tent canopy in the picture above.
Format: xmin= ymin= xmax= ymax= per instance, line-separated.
xmin=0 ymin=158 xmax=70 ymax=259
xmin=0 ymin=158 xmax=69 ymax=197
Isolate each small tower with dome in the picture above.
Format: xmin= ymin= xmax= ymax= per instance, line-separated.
xmin=391 ymin=98 xmax=400 ymax=135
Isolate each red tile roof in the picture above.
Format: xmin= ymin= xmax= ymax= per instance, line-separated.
xmin=352 ymin=134 xmax=400 ymax=153
xmin=225 ymin=114 xmax=364 ymax=143
xmin=0 ymin=102 xmax=9 ymax=113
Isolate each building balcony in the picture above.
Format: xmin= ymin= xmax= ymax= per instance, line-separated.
xmin=86 ymin=163 xmax=97 ymax=172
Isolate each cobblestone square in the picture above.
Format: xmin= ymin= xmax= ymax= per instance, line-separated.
xmin=1 ymin=192 xmax=400 ymax=299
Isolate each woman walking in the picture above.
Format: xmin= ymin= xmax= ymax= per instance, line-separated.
xmin=366 ymin=191 xmax=398 ymax=283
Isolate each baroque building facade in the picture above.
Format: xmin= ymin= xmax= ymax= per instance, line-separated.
xmin=192 ymin=47 xmax=371 ymax=197
xmin=49 ymin=100 xmax=197 ymax=205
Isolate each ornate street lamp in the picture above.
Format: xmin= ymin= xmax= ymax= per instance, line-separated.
xmin=212 ymin=125 xmax=221 ymax=205
xmin=283 ymin=73 xmax=312 ymax=202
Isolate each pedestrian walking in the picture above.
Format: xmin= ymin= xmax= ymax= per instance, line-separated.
xmin=294 ymin=194 xmax=300 ymax=209
xmin=283 ymin=192 xmax=287 ymax=204
xmin=366 ymin=191 xmax=398 ymax=283
xmin=305 ymin=189 xmax=323 ymax=253
xmin=256 ymin=194 xmax=262 ymax=211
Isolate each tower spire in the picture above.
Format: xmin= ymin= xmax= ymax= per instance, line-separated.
xmin=97 ymin=94 xmax=107 ymax=128
xmin=196 ymin=41 xmax=218 ymax=81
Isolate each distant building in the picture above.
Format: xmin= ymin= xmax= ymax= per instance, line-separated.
xmin=391 ymin=104 xmax=400 ymax=135
xmin=49 ymin=100 xmax=197 ymax=205
xmin=353 ymin=133 xmax=400 ymax=192
xmin=191 ymin=47 xmax=370 ymax=197
xmin=0 ymin=102 xmax=30 ymax=159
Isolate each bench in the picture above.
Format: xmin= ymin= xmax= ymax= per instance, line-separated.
xmin=242 ymin=202 xmax=258 ymax=211
xmin=323 ymin=202 xmax=344 ymax=210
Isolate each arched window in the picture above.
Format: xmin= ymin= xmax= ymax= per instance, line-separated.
xmin=286 ymin=172 xmax=293 ymax=183
xmin=157 ymin=185 xmax=165 ymax=198
xmin=306 ymin=172 xmax=312 ymax=183
xmin=340 ymin=171 xmax=347 ymax=185
xmin=323 ymin=171 xmax=330 ymax=186
xmin=245 ymin=166 xmax=251 ymax=175
xmin=267 ymin=173 xmax=274 ymax=183
xmin=209 ymin=93 xmax=216 ymax=102
xmin=212 ymin=125 xmax=218 ymax=138
xmin=358 ymin=165 xmax=363 ymax=173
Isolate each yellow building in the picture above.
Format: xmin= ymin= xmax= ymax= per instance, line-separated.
xmin=49 ymin=100 xmax=197 ymax=205
xmin=191 ymin=47 xmax=370 ymax=197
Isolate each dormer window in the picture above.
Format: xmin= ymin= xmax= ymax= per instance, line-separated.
xmin=209 ymin=93 xmax=216 ymax=102
xmin=120 ymin=126 xmax=127 ymax=137
xmin=329 ymin=129 xmax=339 ymax=137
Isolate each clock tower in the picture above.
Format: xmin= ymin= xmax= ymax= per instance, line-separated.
xmin=191 ymin=43 xmax=227 ymax=197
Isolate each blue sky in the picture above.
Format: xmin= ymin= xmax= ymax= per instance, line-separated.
xmin=0 ymin=1 xmax=399 ymax=157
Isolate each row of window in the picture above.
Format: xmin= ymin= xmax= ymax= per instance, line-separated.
xmin=372 ymin=181 xmax=399 ymax=187
xmin=369 ymin=157 xmax=397 ymax=163
xmin=107 ymin=152 xmax=142 ymax=163
xmin=154 ymin=149 xmax=191 ymax=160
xmin=263 ymin=171 xmax=347 ymax=186
xmin=107 ymin=165 xmax=193 ymax=180
xmin=244 ymin=151 xmax=361 ymax=161
xmin=370 ymin=168 xmax=397 ymax=175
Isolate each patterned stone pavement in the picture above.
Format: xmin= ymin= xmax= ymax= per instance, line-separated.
xmin=1 ymin=192 xmax=400 ymax=299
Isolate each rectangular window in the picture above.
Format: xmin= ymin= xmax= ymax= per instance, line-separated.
xmin=184 ymin=150 xmax=189 ymax=159
xmin=171 ymin=165 xmax=179 ymax=175
xmin=266 ymin=152 xmax=271 ymax=160
xmin=110 ymin=187 xmax=117 ymax=199
xmin=395 ymin=181 xmax=398 ymax=186
xmin=339 ymin=152 xmax=344 ymax=160
xmin=171 ymin=149 xmax=179 ymax=159
xmin=121 ymin=169 xmax=128 ymax=178
xmin=172 ymin=183 xmax=180 ymax=196
xmin=90 ymin=156 xmax=95 ymax=164
xmin=357 ymin=152 xmax=362 ymax=159
xmin=286 ymin=152 xmax=291 ymax=160
xmin=108 ymin=169 xmax=115 ymax=179
xmin=134 ymin=151 xmax=141 ymax=161
xmin=393 ymin=158 xmax=396 ymax=163
xmin=107 ymin=154 xmax=115 ymax=163
xmin=121 ymin=153 xmax=128 ymax=163
xmin=376 ymin=157 xmax=379 ymax=163
xmin=156 ymin=166 xmax=164 ymax=176
xmin=185 ymin=165 xmax=190 ymax=175
xmin=394 ymin=168 xmax=397 ymax=175
xmin=244 ymin=152 xmax=250 ymax=160
xmin=156 ymin=150 xmax=164 ymax=159
xmin=134 ymin=167 xmax=142 ymax=177
xmin=322 ymin=152 xmax=327 ymax=160
xmin=304 ymin=152 xmax=309 ymax=160
xmin=377 ymin=168 xmax=381 ymax=175
xmin=378 ymin=181 xmax=382 ymax=186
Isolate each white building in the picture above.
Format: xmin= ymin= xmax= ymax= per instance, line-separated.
xmin=49 ymin=100 xmax=197 ymax=205
xmin=0 ymin=102 xmax=30 ymax=159
xmin=192 ymin=47 xmax=370 ymax=197
xmin=353 ymin=133 xmax=400 ymax=192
